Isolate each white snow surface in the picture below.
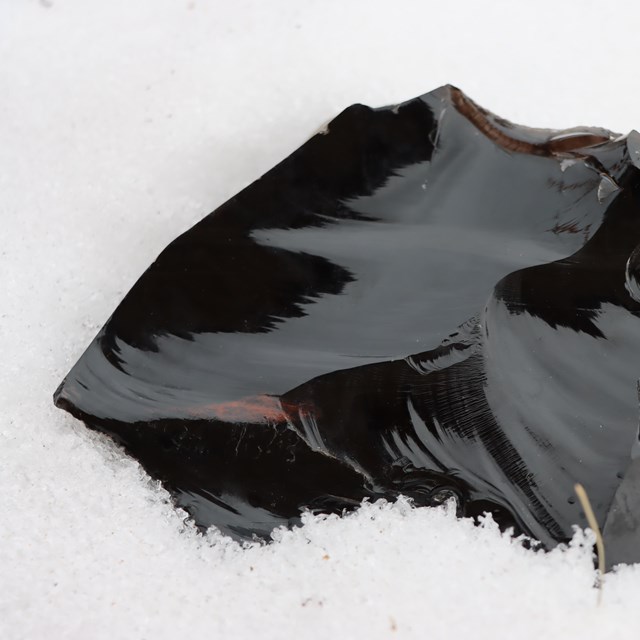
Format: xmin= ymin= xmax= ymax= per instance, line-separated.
xmin=3 ymin=1 xmax=640 ymax=638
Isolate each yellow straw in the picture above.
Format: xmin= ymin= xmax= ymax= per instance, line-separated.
xmin=574 ymin=483 xmax=605 ymax=605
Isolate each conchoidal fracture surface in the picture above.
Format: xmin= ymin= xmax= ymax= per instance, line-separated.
xmin=55 ymin=86 xmax=640 ymax=568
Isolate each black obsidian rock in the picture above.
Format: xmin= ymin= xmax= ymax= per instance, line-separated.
xmin=55 ymin=86 xmax=640 ymax=566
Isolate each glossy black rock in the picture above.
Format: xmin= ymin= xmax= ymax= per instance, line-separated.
xmin=54 ymin=86 xmax=640 ymax=563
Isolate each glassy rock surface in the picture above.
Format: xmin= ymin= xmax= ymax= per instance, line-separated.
xmin=55 ymin=86 xmax=640 ymax=565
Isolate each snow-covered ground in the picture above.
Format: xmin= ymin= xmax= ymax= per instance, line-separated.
xmin=3 ymin=1 xmax=640 ymax=638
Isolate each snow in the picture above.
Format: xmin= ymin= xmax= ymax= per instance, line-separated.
xmin=3 ymin=0 xmax=640 ymax=638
